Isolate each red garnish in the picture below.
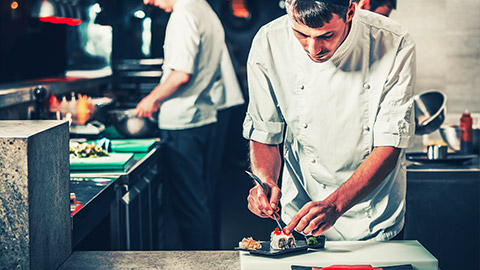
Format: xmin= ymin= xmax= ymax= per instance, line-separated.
xmin=282 ymin=228 xmax=290 ymax=236
xmin=274 ymin=227 xmax=281 ymax=235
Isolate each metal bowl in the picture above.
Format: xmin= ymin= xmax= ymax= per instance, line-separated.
xmin=414 ymin=90 xmax=447 ymax=135
xmin=439 ymin=124 xmax=480 ymax=153
xmin=109 ymin=108 xmax=159 ymax=138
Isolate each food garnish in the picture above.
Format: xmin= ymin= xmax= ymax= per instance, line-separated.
xmin=240 ymin=237 xmax=262 ymax=250
xmin=307 ymin=235 xmax=320 ymax=245
xmin=70 ymin=142 xmax=109 ymax=158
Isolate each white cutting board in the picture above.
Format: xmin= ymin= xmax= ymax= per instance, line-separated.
xmin=240 ymin=240 xmax=438 ymax=270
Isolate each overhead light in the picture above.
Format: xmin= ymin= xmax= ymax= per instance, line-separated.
xmin=31 ymin=0 xmax=83 ymax=26
xmin=32 ymin=0 xmax=56 ymax=18
xmin=134 ymin=10 xmax=146 ymax=19
xmin=11 ymin=1 xmax=19 ymax=10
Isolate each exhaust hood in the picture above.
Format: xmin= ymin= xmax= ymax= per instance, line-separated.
xmin=31 ymin=0 xmax=84 ymax=26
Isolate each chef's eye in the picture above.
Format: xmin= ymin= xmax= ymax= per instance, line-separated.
xmin=318 ymin=33 xmax=334 ymax=40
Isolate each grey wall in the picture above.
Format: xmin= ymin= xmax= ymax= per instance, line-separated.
xmin=390 ymin=0 xmax=480 ymax=115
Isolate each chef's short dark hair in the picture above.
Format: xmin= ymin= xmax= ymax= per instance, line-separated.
xmin=286 ymin=0 xmax=350 ymax=28
xmin=352 ymin=0 xmax=397 ymax=11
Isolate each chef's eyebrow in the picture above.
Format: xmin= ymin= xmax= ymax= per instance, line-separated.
xmin=291 ymin=27 xmax=334 ymax=39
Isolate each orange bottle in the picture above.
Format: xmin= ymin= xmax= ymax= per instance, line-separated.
xmin=76 ymin=94 xmax=90 ymax=125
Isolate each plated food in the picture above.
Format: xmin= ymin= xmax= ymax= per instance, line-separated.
xmin=270 ymin=228 xmax=296 ymax=250
xmin=236 ymin=230 xmax=326 ymax=256
xmin=240 ymin=237 xmax=262 ymax=250
xmin=70 ymin=142 xmax=109 ymax=158
xmin=306 ymin=235 xmax=323 ymax=246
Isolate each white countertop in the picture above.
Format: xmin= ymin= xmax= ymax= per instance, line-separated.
xmin=240 ymin=240 xmax=438 ymax=270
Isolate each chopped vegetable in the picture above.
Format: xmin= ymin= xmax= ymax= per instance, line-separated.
xmin=70 ymin=142 xmax=109 ymax=158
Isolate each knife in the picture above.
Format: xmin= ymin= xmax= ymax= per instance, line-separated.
xmin=245 ymin=170 xmax=283 ymax=230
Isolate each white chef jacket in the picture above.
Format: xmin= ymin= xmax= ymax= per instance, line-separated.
xmin=158 ymin=0 xmax=225 ymax=130
xmin=211 ymin=44 xmax=245 ymax=111
xmin=243 ymin=10 xmax=416 ymax=241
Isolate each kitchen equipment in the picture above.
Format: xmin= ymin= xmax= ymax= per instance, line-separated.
xmin=406 ymin=152 xmax=476 ymax=165
xmin=110 ymin=138 xmax=158 ymax=153
xmin=112 ymin=58 xmax=163 ymax=104
xmin=426 ymin=145 xmax=447 ymax=160
xmin=239 ymin=240 xmax=438 ymax=270
xmin=70 ymin=153 xmax=135 ymax=172
xmin=414 ymin=90 xmax=447 ymax=135
xmin=235 ymin=236 xmax=326 ymax=257
xmin=109 ymin=108 xmax=159 ymax=138
xmin=69 ymin=120 xmax=106 ymax=138
xmin=245 ymin=170 xmax=283 ymax=230
xmin=439 ymin=124 xmax=480 ymax=153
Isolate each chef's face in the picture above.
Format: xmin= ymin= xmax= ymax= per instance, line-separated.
xmin=289 ymin=5 xmax=355 ymax=63
xmin=143 ymin=0 xmax=174 ymax=13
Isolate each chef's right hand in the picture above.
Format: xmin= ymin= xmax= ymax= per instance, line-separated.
xmin=247 ymin=182 xmax=282 ymax=219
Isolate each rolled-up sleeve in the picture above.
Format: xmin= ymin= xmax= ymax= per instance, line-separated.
xmin=373 ymin=35 xmax=416 ymax=148
xmin=242 ymin=35 xmax=285 ymax=145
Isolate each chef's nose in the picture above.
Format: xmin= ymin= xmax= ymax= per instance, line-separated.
xmin=307 ymin=38 xmax=322 ymax=56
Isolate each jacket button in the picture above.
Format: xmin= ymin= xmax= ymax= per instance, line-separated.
xmin=303 ymin=123 xmax=308 ymax=128
xmin=300 ymin=85 xmax=305 ymax=90
xmin=363 ymin=83 xmax=371 ymax=89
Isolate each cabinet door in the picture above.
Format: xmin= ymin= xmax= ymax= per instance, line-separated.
xmin=405 ymin=171 xmax=479 ymax=270
xmin=120 ymin=176 xmax=152 ymax=250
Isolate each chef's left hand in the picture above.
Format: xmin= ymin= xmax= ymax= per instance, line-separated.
xmin=136 ymin=94 xmax=160 ymax=118
xmin=284 ymin=201 xmax=341 ymax=236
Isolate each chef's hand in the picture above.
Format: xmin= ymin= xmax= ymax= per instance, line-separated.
xmin=135 ymin=94 xmax=160 ymax=118
xmin=247 ymin=182 xmax=281 ymax=219
xmin=284 ymin=201 xmax=341 ymax=236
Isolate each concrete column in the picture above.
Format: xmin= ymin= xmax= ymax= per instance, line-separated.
xmin=0 ymin=120 xmax=71 ymax=270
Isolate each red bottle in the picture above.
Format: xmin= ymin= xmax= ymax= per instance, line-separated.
xmin=460 ymin=110 xmax=473 ymax=154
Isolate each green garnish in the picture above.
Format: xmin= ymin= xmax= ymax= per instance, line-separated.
xmin=307 ymin=236 xmax=319 ymax=245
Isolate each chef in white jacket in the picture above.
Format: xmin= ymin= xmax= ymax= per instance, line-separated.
xmin=243 ymin=0 xmax=415 ymax=241
xmin=137 ymin=0 xmax=236 ymax=249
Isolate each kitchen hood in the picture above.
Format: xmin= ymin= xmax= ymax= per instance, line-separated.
xmin=31 ymin=0 xmax=84 ymax=26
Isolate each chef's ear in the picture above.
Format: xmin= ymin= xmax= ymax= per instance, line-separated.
xmin=346 ymin=2 xmax=356 ymax=23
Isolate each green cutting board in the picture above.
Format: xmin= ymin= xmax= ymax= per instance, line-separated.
xmin=70 ymin=153 xmax=135 ymax=172
xmin=110 ymin=139 xmax=158 ymax=152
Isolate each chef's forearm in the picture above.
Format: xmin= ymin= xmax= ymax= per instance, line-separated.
xmin=324 ymin=146 xmax=401 ymax=215
xmin=249 ymin=140 xmax=282 ymax=185
xmin=149 ymin=70 xmax=190 ymax=102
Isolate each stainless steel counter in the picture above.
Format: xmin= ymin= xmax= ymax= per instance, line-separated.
xmin=70 ymin=144 xmax=163 ymax=251
xmin=0 ymin=74 xmax=111 ymax=109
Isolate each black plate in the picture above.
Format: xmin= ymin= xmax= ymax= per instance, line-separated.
xmin=235 ymin=236 xmax=325 ymax=257
xmin=406 ymin=152 xmax=477 ymax=164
